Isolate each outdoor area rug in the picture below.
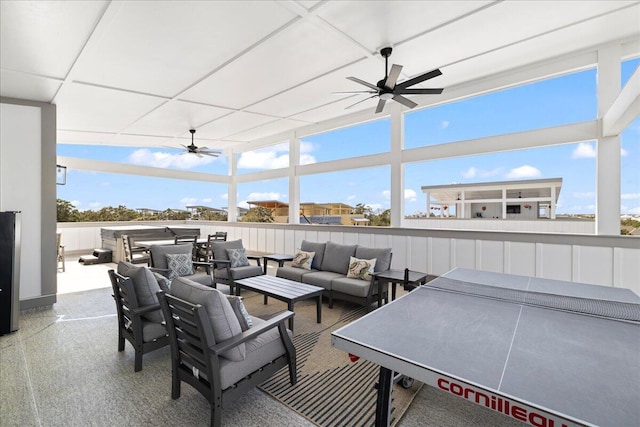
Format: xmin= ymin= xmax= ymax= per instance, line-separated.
xmin=240 ymin=292 xmax=422 ymax=427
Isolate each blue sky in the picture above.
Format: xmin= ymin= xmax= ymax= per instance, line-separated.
xmin=58 ymin=59 xmax=640 ymax=216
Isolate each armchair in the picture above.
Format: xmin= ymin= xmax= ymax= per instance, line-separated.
xmin=174 ymin=234 xmax=198 ymax=260
xmin=122 ymin=234 xmax=150 ymax=265
xmin=149 ymin=243 xmax=213 ymax=287
xmin=108 ymin=267 xmax=169 ymax=372
xmin=158 ymin=277 xmax=296 ymax=427
xmin=209 ymin=239 xmax=263 ymax=294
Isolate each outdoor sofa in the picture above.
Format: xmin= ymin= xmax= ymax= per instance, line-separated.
xmin=276 ymin=240 xmax=392 ymax=310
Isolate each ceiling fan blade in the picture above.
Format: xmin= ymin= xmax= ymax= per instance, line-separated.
xmin=392 ymin=95 xmax=418 ymax=109
xmin=178 ymin=144 xmax=189 ymax=149
xmin=346 ymin=76 xmax=379 ymax=90
xmin=395 ymin=88 xmax=444 ymax=95
xmin=345 ymin=95 xmax=377 ymax=110
xmin=332 ymin=90 xmax=377 ymax=94
xmin=199 ymin=151 xmax=220 ymax=157
xmin=396 ymin=68 xmax=442 ymax=89
xmin=375 ymin=99 xmax=387 ymax=113
xmin=384 ymin=64 xmax=403 ymax=89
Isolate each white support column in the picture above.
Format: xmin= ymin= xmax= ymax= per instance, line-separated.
xmin=550 ymin=185 xmax=557 ymax=219
xmin=596 ymin=45 xmax=622 ymax=235
xmin=460 ymin=191 xmax=466 ymax=218
xmin=227 ymin=152 xmax=238 ymax=222
xmin=289 ymin=134 xmax=300 ymax=224
xmin=425 ymin=192 xmax=431 ymax=217
xmin=390 ymin=104 xmax=404 ymax=227
xmin=502 ymin=189 xmax=507 ymax=219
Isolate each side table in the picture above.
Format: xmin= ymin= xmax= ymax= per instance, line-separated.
xmin=373 ymin=268 xmax=429 ymax=301
xmin=262 ymin=253 xmax=294 ymax=275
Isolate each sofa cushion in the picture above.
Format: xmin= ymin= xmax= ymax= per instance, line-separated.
xmin=180 ymin=272 xmax=213 ymax=287
xmin=150 ymin=243 xmax=194 ymax=270
xmin=211 ymin=239 xmax=244 ymax=262
xmin=166 ymin=253 xmax=194 ymax=279
xmin=346 ymin=256 xmax=377 ymax=281
xmin=117 ymin=261 xmax=163 ymax=323
xmin=332 ymin=276 xmax=374 ymax=298
xmin=321 ymin=242 xmax=357 ymax=274
xmin=300 ymin=240 xmax=326 ymax=270
xmin=355 ymin=246 xmax=392 ymax=272
xmin=302 ymin=270 xmax=344 ymax=290
xmin=226 ymin=248 xmax=249 ymax=268
xmin=291 ymin=250 xmax=314 ymax=270
xmin=215 ymin=265 xmax=263 ymax=280
xmin=218 ymin=317 xmax=291 ymax=389
xmin=152 ymin=272 xmax=171 ymax=292
xmin=276 ymin=266 xmax=315 ymax=282
xmin=170 ymin=277 xmax=245 ymax=361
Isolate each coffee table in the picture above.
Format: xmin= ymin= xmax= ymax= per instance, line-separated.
xmin=234 ymin=275 xmax=323 ymax=331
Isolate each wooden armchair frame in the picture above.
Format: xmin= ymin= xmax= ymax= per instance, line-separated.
xmin=158 ymin=291 xmax=296 ymax=427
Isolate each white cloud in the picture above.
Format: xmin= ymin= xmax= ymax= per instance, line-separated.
xmin=621 ymin=147 xmax=628 ymax=157
xmin=462 ymin=167 xmax=502 ymax=179
xmin=346 ymin=195 xmax=357 ymax=201
xmin=237 ymin=142 xmax=316 ymax=169
xmin=382 ymin=190 xmax=391 ymax=199
xmin=247 ymin=192 xmax=284 ymax=201
xmin=220 ymin=193 xmax=228 ymax=200
xmin=572 ymin=143 xmax=596 ymax=159
xmin=202 ymin=197 xmax=212 ymax=203
xmin=441 ymin=121 xmax=449 ymax=129
xmin=180 ymin=197 xmax=198 ymax=205
xmin=71 ymin=200 xmax=81 ymax=207
xmin=128 ymin=149 xmax=216 ymax=169
xmin=622 ymin=193 xmax=640 ymax=200
xmin=88 ymin=202 xmax=102 ymax=209
xmin=381 ymin=189 xmax=417 ymax=202
xmin=506 ymin=165 xmax=541 ymax=179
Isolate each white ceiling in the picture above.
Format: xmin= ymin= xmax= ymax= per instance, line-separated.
xmin=2 ymin=1 xmax=639 ymax=153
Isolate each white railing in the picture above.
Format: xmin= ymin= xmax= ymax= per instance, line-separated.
xmin=403 ymin=218 xmax=595 ymax=234
xmin=57 ymin=220 xmax=640 ymax=295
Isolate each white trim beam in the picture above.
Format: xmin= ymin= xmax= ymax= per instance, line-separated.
xmin=602 ymin=65 xmax=640 ymax=136
xmin=57 ymin=156 xmax=229 ymax=183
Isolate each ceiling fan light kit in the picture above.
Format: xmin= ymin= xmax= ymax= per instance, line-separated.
xmin=344 ymin=47 xmax=444 ymax=113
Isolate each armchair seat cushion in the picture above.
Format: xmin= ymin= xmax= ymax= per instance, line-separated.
xmin=170 ymin=277 xmax=246 ymax=361
xmin=214 ymin=265 xmax=263 ymax=280
xmin=181 ymin=272 xmax=213 ymax=287
xmin=276 ymin=266 xmax=316 ymax=282
xmin=332 ymin=277 xmax=373 ymax=298
xmin=301 ymin=271 xmax=344 ymax=290
xmin=141 ymin=319 xmax=168 ymax=342
xmin=218 ymin=316 xmax=291 ymax=390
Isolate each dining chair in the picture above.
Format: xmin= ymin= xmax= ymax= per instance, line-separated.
xmin=122 ymin=234 xmax=150 ymax=265
xmin=196 ymin=232 xmax=228 ymax=262
xmin=174 ymin=234 xmax=198 ymax=260
xmin=56 ymin=232 xmax=65 ymax=272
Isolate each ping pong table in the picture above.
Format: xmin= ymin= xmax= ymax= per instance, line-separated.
xmin=331 ymin=268 xmax=640 ymax=427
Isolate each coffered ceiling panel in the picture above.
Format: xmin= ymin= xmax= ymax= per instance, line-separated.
xmin=179 ymin=19 xmax=366 ymax=109
xmin=122 ymin=100 xmax=233 ymax=137
xmin=196 ymin=111 xmax=278 ymax=140
xmin=0 ymin=0 xmax=108 ymax=79
xmin=229 ymin=118 xmax=312 ymax=143
xmin=72 ymin=1 xmax=296 ymax=97
xmin=56 ymin=83 xmax=166 ymax=133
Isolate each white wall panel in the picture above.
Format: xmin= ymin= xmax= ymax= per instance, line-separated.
xmin=572 ymin=245 xmax=613 ymax=286
xmin=431 ymin=237 xmax=452 ymax=275
xmin=477 ymin=240 xmax=504 ymax=272
xmin=452 ymin=239 xmax=476 ymax=270
xmin=614 ymin=247 xmax=640 ymax=294
xmin=505 ymin=241 xmax=536 ymax=276
xmin=409 ymin=236 xmax=428 ymax=273
xmin=537 ymin=243 xmax=572 ymax=281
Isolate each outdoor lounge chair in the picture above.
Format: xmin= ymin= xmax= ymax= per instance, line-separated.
xmin=209 ymin=239 xmax=263 ymax=294
xmin=108 ymin=268 xmax=169 ymax=372
xmin=122 ymin=234 xmax=150 ymax=266
xmin=158 ymin=277 xmax=296 ymax=427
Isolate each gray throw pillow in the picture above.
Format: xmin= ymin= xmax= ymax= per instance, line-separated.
xmin=116 ymin=262 xmax=163 ymax=323
xmin=321 ymin=241 xmax=357 ymax=274
xmin=226 ymin=248 xmax=249 ymax=268
xmin=165 ymin=253 xmax=193 ymax=279
xmin=153 ymin=272 xmax=171 ymax=292
xmin=226 ymin=295 xmax=253 ymax=331
xmin=170 ymin=277 xmax=245 ymax=361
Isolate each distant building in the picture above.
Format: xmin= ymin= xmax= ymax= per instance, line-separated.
xmin=247 ymin=201 xmax=355 ymax=225
xmin=136 ymin=208 xmax=162 ymax=216
xmin=421 ymin=178 xmax=563 ymax=220
xmin=185 ymin=205 xmax=227 ymax=220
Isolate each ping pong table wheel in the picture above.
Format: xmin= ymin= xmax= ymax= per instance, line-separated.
xmin=400 ymin=376 xmax=414 ymax=389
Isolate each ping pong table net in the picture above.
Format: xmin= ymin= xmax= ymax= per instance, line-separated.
xmin=426 ymin=277 xmax=640 ymax=323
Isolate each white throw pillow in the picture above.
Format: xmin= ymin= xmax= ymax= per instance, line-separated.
xmin=346 ymin=256 xmax=377 ymax=281
xmin=291 ymin=250 xmax=315 ymax=270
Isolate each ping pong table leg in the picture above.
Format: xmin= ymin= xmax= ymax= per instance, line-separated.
xmin=375 ymin=366 xmax=393 ymax=427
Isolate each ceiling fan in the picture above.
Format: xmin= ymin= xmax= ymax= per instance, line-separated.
xmin=171 ymin=129 xmax=221 ymax=157
xmin=342 ymin=47 xmax=443 ymax=113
